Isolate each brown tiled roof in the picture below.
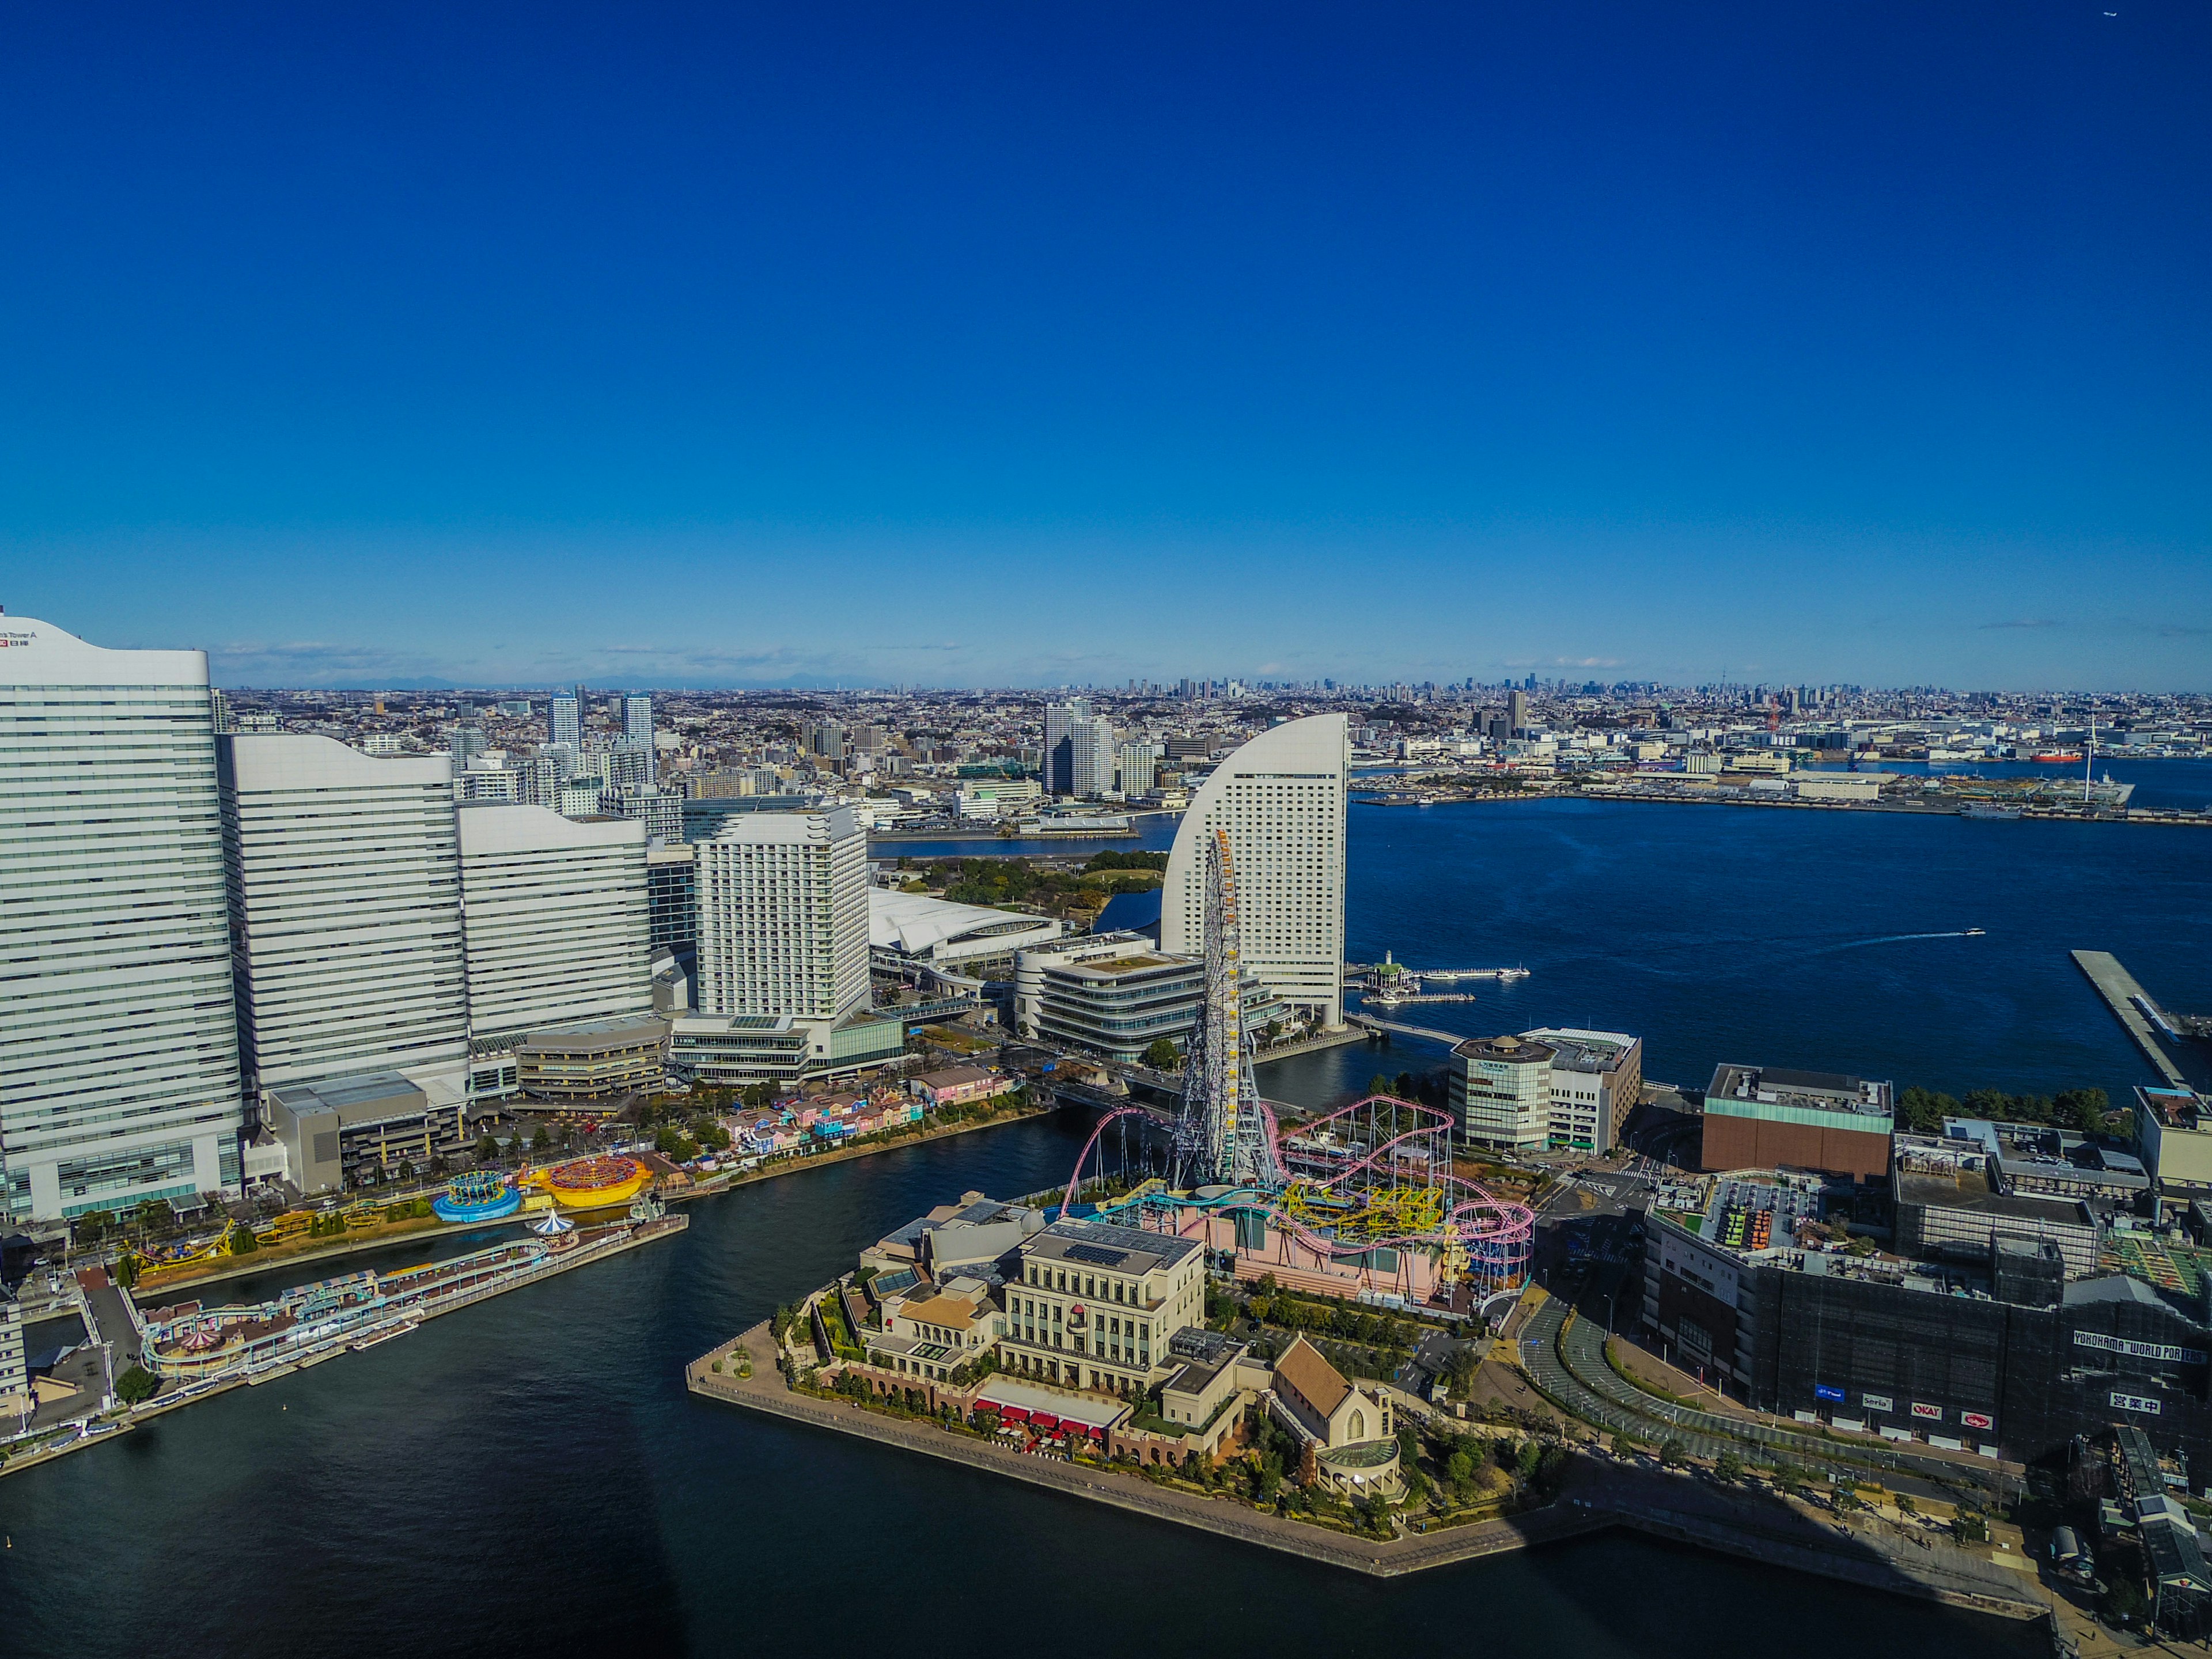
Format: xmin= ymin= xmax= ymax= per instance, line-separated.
xmin=898 ymin=1293 xmax=982 ymax=1330
xmin=1273 ymin=1335 xmax=1350 ymax=1419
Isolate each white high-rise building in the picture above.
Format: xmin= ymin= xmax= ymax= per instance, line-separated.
xmin=1115 ymin=741 xmax=1163 ymax=797
xmin=1 ymin=618 xmax=246 ymax=1222
xmin=1070 ymin=714 xmax=1118 ymax=797
xmin=218 ymin=734 xmax=470 ymax=1097
xmin=694 ymin=807 xmax=868 ymax=1021
xmin=1161 ymin=713 xmax=1347 ymax=1027
xmin=457 ymin=805 xmax=653 ymax=1048
xmin=624 ymin=694 xmax=653 ymax=745
xmin=550 ymin=691 xmax=581 ymax=750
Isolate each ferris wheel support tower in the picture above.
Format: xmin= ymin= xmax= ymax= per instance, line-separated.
xmin=1173 ymin=828 xmax=1280 ymax=1189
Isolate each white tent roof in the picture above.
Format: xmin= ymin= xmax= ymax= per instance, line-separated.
xmin=868 ymin=890 xmax=1060 ymax=957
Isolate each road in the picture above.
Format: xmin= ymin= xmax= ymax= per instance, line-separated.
xmin=1518 ymin=1291 xmax=2008 ymax=1498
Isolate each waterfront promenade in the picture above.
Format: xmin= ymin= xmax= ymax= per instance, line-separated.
xmin=686 ymin=1322 xmax=2047 ymax=1615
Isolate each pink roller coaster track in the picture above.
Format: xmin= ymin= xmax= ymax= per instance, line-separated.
xmin=1059 ymin=1094 xmax=1535 ymax=1276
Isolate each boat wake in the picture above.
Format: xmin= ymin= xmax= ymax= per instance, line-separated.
xmin=1817 ymin=929 xmax=1987 ymax=953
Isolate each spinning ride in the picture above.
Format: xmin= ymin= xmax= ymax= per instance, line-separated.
xmin=431 ymin=1171 xmax=522 ymax=1223
xmin=529 ymin=1155 xmax=650 ymax=1210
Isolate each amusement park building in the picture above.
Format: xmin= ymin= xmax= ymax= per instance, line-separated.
xmin=218 ymin=734 xmax=471 ymax=1107
xmin=1161 ymin=714 xmax=1348 ymax=1029
xmin=1 ymin=618 xmax=247 ymax=1223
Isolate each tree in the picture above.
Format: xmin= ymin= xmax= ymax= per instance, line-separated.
xmin=115 ymin=1364 xmax=160 ymax=1406
xmin=475 ymin=1134 xmax=502 ymax=1163
xmin=1713 ymin=1450 xmax=1743 ymax=1484
xmin=227 ymin=1224 xmax=259 ymax=1255
xmin=1658 ymin=1437 xmax=1687 ymax=1467
xmin=531 ymin=1125 xmax=552 ymax=1156
xmin=1263 ymin=1020 xmax=1283 ymax=1045
xmin=1141 ymin=1037 xmax=1181 ymax=1070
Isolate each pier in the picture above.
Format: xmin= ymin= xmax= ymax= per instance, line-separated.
xmin=2071 ymin=950 xmax=2188 ymax=1088
xmin=1347 ymin=1012 xmax=1469 ymax=1047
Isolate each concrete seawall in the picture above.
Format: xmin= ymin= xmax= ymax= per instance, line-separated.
xmin=685 ymin=1321 xmax=2051 ymax=1616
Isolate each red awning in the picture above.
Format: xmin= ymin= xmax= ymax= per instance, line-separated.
xmin=1029 ymin=1412 xmax=1060 ymax=1431
xmin=993 ymin=1406 xmax=1029 ymax=1423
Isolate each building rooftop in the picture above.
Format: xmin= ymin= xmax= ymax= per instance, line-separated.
xmin=266 ymin=1071 xmax=423 ymax=1113
xmin=1708 ymin=1062 xmax=1893 ymax=1119
xmin=1893 ymin=1168 xmax=2093 ymax=1228
xmin=1055 ymin=953 xmax=1184 ymax=978
xmin=1028 ymin=1218 xmax=1202 ymax=1274
xmin=1451 ymin=1034 xmax=1556 ymax=1065
xmin=1273 ymin=1334 xmax=1353 ymax=1419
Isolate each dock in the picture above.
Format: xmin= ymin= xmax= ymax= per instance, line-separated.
xmin=2071 ymin=950 xmax=2188 ymax=1088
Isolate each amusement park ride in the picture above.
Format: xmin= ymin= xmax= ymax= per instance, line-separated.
xmin=1058 ymin=830 xmax=1535 ymax=1308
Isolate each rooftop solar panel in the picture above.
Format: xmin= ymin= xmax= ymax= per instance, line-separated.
xmin=1062 ymin=1243 xmax=1130 ymax=1268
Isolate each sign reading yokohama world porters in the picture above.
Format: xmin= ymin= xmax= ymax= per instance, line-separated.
xmin=2112 ymin=1392 xmax=2162 ymax=1415
xmin=2074 ymin=1331 xmax=2206 ymax=1365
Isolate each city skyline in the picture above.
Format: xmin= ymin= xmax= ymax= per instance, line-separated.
xmin=3 ymin=4 xmax=2207 ymax=692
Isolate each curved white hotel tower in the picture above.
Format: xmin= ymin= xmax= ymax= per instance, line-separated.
xmin=1 ymin=618 xmax=245 ymax=1221
xmin=1161 ymin=713 xmax=1348 ymax=1028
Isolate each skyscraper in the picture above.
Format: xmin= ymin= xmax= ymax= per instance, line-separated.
xmin=456 ymin=804 xmax=653 ymax=1050
xmin=1507 ymin=689 xmax=1529 ymax=736
xmin=694 ymin=807 xmax=868 ymax=1021
xmin=451 ymin=724 xmax=488 ymax=769
xmin=1161 ymin=713 xmax=1348 ymax=1027
xmin=218 ymin=734 xmax=470 ymax=1098
xmin=1070 ymin=712 xmax=1118 ymax=797
xmin=550 ymin=690 xmax=581 ymax=750
xmin=1043 ymin=698 xmax=1091 ymax=796
xmin=624 ymin=694 xmax=653 ymax=745
xmin=1 ymin=618 xmax=245 ymax=1222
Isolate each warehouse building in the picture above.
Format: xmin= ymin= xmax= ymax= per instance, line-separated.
xmin=1701 ymin=1062 xmax=1895 ymax=1181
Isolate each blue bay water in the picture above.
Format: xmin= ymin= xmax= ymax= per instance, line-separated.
xmin=1262 ymin=782 xmax=2212 ymax=1109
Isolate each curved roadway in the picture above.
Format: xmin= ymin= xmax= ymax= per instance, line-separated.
xmin=1522 ymin=1296 xmax=2002 ymax=1497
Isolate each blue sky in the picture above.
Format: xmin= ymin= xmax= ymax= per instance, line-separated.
xmin=3 ymin=2 xmax=2206 ymax=689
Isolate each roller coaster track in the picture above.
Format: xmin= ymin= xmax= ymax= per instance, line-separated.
xmin=1059 ymin=1094 xmax=1536 ymax=1278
